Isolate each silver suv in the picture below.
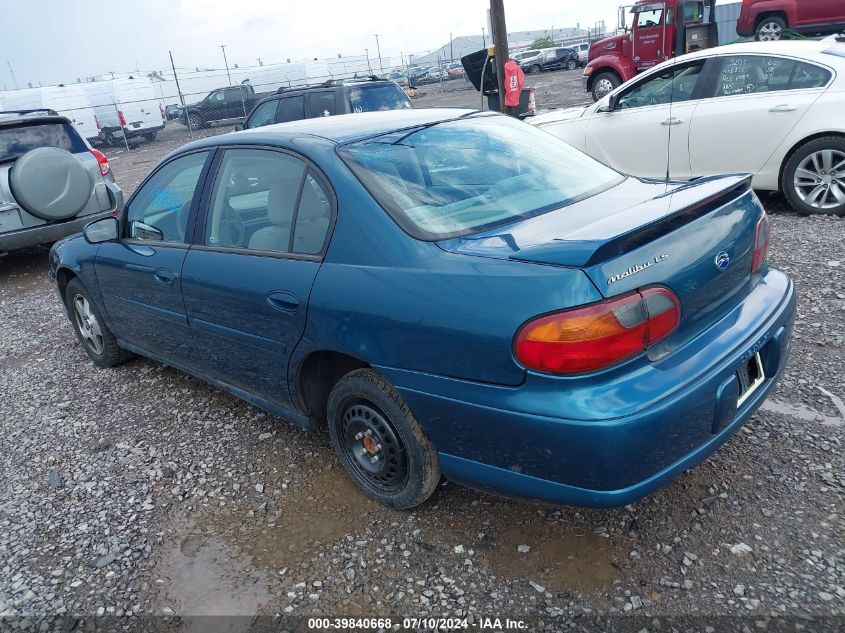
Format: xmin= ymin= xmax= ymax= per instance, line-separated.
xmin=0 ymin=110 xmax=122 ymax=256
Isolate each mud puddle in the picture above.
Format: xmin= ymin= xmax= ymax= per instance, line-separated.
xmin=760 ymin=397 xmax=843 ymax=427
xmin=486 ymin=517 xmax=619 ymax=594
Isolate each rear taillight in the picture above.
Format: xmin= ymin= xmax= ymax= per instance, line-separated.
xmin=751 ymin=213 xmax=770 ymax=273
xmin=90 ymin=148 xmax=110 ymax=176
xmin=118 ymin=110 xmax=127 ymax=127
xmin=514 ymin=287 xmax=680 ymax=374
xmin=527 ymin=87 xmax=536 ymax=116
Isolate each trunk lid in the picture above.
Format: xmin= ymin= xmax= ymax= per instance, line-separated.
xmin=437 ymin=174 xmax=763 ymax=342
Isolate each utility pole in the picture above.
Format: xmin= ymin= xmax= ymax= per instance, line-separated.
xmin=450 ymin=32 xmax=454 ymax=61
xmin=6 ymin=61 xmax=18 ymax=90
xmin=489 ymin=0 xmax=510 ymax=112
xmin=481 ymin=27 xmax=486 ymax=48
xmin=365 ymin=48 xmax=371 ymax=74
xmin=169 ymin=50 xmax=193 ymax=134
xmin=220 ymin=45 xmax=232 ymax=84
xmin=374 ymin=34 xmax=383 ymax=75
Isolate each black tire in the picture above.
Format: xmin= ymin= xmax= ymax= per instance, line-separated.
xmin=566 ymin=58 xmax=577 ymax=71
xmin=755 ymin=15 xmax=786 ymax=41
xmin=529 ymin=64 xmax=542 ymax=75
xmin=65 ymin=278 xmax=132 ymax=368
xmin=782 ymin=136 xmax=845 ymax=217
xmin=591 ymin=71 xmax=621 ymax=101
xmin=327 ymin=368 xmax=440 ymax=509
xmin=187 ymin=113 xmax=204 ymax=129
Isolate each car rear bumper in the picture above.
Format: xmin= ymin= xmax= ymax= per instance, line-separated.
xmin=377 ymin=269 xmax=795 ymax=507
xmin=0 ymin=209 xmax=114 ymax=253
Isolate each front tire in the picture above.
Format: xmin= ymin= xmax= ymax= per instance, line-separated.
xmin=755 ymin=15 xmax=786 ymax=41
xmin=566 ymin=58 xmax=577 ymax=71
xmin=591 ymin=71 xmax=620 ymax=101
xmin=65 ymin=278 xmax=132 ymax=368
xmin=327 ymin=368 xmax=440 ymax=509
xmin=187 ymin=113 xmax=204 ymax=129
xmin=529 ymin=64 xmax=541 ymax=75
xmin=783 ymin=137 xmax=845 ymax=216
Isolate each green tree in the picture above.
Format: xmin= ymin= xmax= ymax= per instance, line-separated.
xmin=530 ymin=36 xmax=554 ymax=49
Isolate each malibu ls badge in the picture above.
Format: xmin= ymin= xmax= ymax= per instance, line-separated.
xmin=607 ymin=253 xmax=669 ymax=284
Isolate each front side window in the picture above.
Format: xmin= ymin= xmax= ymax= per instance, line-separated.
xmin=339 ymin=114 xmax=624 ymax=240
xmin=204 ymin=149 xmax=331 ymax=255
xmin=208 ymin=91 xmax=225 ymax=104
xmin=309 ymin=92 xmax=336 ymax=118
xmin=126 ymin=151 xmax=209 ymax=243
xmin=636 ymin=8 xmax=663 ymax=28
xmin=617 ymin=62 xmax=704 ymax=109
xmin=247 ymin=100 xmax=278 ymax=129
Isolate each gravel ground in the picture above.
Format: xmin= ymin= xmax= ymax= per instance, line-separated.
xmin=0 ymin=69 xmax=843 ymax=632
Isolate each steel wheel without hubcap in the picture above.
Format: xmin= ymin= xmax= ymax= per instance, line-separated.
xmin=73 ymin=293 xmax=104 ymax=355
xmin=340 ymin=401 xmax=408 ymax=492
xmin=757 ymin=20 xmax=783 ymax=41
xmin=594 ymin=78 xmax=615 ymax=99
xmin=793 ymin=149 xmax=845 ymax=210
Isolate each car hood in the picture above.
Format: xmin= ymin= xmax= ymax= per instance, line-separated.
xmin=529 ymin=105 xmax=589 ymax=126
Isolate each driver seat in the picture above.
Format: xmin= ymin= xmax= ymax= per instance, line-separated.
xmin=248 ymin=179 xmax=298 ymax=252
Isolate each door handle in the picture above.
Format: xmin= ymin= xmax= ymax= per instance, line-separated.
xmin=267 ymin=291 xmax=300 ymax=313
xmin=661 ymin=117 xmax=683 ymax=126
xmin=153 ymin=268 xmax=176 ymax=286
xmin=769 ymin=104 xmax=797 ymax=113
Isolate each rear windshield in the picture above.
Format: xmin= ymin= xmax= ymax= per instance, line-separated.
xmin=0 ymin=122 xmax=87 ymax=162
xmin=348 ymin=84 xmax=412 ymax=113
xmin=339 ymin=114 xmax=624 ymax=240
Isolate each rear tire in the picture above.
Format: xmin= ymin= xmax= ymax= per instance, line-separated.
xmin=591 ymin=71 xmax=620 ymax=101
xmin=755 ymin=15 xmax=786 ymax=41
xmin=566 ymin=58 xmax=577 ymax=70
xmin=782 ymin=136 xmax=845 ymax=216
xmin=327 ymin=368 xmax=440 ymax=509
xmin=65 ymin=278 xmax=132 ymax=368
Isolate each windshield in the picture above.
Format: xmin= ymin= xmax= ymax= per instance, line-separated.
xmin=348 ymin=85 xmax=412 ymax=113
xmin=0 ymin=122 xmax=87 ymax=162
xmin=339 ymin=114 xmax=624 ymax=240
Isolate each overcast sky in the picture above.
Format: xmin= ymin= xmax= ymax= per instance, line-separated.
xmin=1 ymin=0 xmax=633 ymax=88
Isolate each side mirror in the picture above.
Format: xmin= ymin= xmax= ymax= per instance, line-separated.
xmin=598 ymin=94 xmax=619 ymax=113
xmin=83 ymin=216 xmax=118 ymax=244
xmin=234 ymin=122 xmax=245 ymax=132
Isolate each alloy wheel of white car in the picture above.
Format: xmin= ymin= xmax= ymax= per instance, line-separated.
xmin=793 ymin=149 xmax=845 ymax=211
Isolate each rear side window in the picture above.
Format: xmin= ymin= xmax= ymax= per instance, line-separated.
xmin=277 ymin=96 xmax=305 ymax=122
xmin=308 ymin=92 xmax=336 ymax=118
xmin=348 ymin=85 xmax=413 ymax=113
xmin=0 ymin=123 xmax=87 ymax=162
xmin=791 ymin=62 xmax=831 ymax=89
xmin=247 ymin=100 xmax=278 ymax=128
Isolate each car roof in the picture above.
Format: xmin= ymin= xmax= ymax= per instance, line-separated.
xmin=178 ymin=108 xmax=490 ymax=152
xmin=0 ymin=110 xmax=72 ymax=128
xmin=676 ymin=39 xmax=845 ymax=65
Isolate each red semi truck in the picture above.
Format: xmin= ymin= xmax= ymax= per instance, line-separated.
xmin=583 ymin=0 xmax=718 ymax=101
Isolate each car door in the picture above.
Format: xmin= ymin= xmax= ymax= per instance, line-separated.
xmin=585 ymin=59 xmax=708 ymax=180
xmin=181 ymin=147 xmax=334 ymax=408
xmin=224 ymin=87 xmax=247 ymax=119
xmin=688 ymin=54 xmax=829 ymax=181
xmin=796 ymin=0 xmax=843 ymax=26
xmin=630 ymin=4 xmax=669 ymax=70
xmin=95 ymin=150 xmax=212 ymax=365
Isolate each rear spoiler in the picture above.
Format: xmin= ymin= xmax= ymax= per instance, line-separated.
xmin=0 ymin=108 xmax=59 ymax=116
xmin=511 ymin=175 xmax=754 ymax=268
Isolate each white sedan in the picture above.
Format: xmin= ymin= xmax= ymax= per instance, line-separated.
xmin=531 ymin=40 xmax=845 ymax=216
